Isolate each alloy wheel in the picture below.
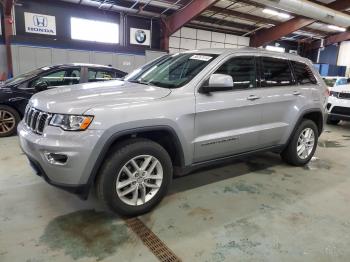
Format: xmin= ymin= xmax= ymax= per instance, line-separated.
xmin=0 ymin=110 xmax=16 ymax=135
xmin=116 ymin=155 xmax=163 ymax=206
xmin=297 ymin=128 xmax=315 ymax=160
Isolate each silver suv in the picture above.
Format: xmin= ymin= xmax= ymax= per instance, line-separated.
xmin=18 ymin=48 xmax=327 ymax=216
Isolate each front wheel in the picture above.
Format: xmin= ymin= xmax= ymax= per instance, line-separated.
xmin=0 ymin=105 xmax=20 ymax=137
xmin=281 ymin=119 xmax=319 ymax=166
xmin=96 ymin=138 xmax=173 ymax=216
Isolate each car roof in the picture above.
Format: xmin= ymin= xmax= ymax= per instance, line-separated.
xmin=50 ymin=63 xmax=122 ymax=70
xmin=181 ymin=47 xmax=311 ymax=63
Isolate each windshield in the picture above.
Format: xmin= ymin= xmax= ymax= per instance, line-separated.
xmin=125 ymin=53 xmax=218 ymax=88
xmin=335 ymin=78 xmax=349 ymax=87
xmin=4 ymin=67 xmax=51 ymax=86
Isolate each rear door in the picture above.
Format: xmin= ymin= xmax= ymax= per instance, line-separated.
xmin=253 ymin=56 xmax=304 ymax=147
xmin=194 ymin=55 xmax=263 ymax=162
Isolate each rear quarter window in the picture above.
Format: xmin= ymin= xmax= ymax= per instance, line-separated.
xmin=291 ymin=61 xmax=317 ymax=85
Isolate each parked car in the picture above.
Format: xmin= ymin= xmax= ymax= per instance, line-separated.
xmin=18 ymin=48 xmax=327 ymax=216
xmin=327 ymin=79 xmax=350 ymax=125
xmin=323 ymin=76 xmax=349 ymax=88
xmin=0 ymin=64 xmax=127 ymax=137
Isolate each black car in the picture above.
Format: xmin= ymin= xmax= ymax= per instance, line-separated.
xmin=0 ymin=63 xmax=127 ymax=137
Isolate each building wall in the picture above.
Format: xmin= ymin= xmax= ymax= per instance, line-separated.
xmin=14 ymin=0 xmax=161 ymax=51
xmin=338 ymin=41 xmax=350 ymax=67
xmin=10 ymin=45 xmax=152 ymax=75
xmin=169 ymin=27 xmax=250 ymax=53
xmin=6 ymin=0 xmax=166 ymax=76
xmin=0 ymin=6 xmax=6 ymax=79
xmin=338 ymin=41 xmax=350 ymax=77
xmin=318 ymin=45 xmax=339 ymax=65
xmin=0 ymin=44 xmax=7 ymax=79
xmin=10 ymin=45 xmax=167 ymax=75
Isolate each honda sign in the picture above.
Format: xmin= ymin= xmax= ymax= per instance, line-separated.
xmin=24 ymin=12 xmax=56 ymax=35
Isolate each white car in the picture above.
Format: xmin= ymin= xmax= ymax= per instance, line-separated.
xmin=327 ymin=79 xmax=350 ymax=125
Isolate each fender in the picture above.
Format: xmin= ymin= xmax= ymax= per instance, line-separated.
xmin=284 ymin=108 xmax=324 ymax=149
xmin=84 ymin=125 xmax=186 ymax=197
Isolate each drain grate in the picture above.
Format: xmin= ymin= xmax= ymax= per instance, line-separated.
xmin=126 ymin=218 xmax=182 ymax=262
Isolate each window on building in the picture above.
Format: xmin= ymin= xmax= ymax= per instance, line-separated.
xmin=260 ymin=57 xmax=294 ymax=87
xmin=215 ymin=56 xmax=256 ymax=89
xmin=292 ymin=61 xmax=317 ymax=85
xmin=70 ymin=17 xmax=119 ymax=44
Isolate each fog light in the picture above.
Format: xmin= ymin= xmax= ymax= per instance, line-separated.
xmin=44 ymin=153 xmax=68 ymax=165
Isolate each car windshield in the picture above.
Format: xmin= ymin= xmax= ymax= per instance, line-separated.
xmin=125 ymin=53 xmax=218 ymax=88
xmin=335 ymin=78 xmax=349 ymax=86
xmin=4 ymin=67 xmax=52 ymax=86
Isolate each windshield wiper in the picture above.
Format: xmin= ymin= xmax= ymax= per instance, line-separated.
xmin=148 ymin=81 xmax=177 ymax=88
xmin=127 ymin=79 xmax=151 ymax=86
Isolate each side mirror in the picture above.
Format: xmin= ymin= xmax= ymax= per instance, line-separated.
xmin=200 ymin=74 xmax=234 ymax=93
xmin=34 ymin=81 xmax=48 ymax=92
xmin=347 ymin=78 xmax=350 ymax=84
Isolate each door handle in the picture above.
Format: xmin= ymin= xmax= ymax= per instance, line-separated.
xmin=293 ymin=91 xmax=301 ymax=96
xmin=247 ymin=95 xmax=261 ymax=101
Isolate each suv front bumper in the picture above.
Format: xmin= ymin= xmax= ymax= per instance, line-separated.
xmin=327 ymin=96 xmax=350 ymax=121
xmin=17 ymin=121 xmax=103 ymax=197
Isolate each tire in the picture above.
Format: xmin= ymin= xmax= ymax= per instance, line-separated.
xmin=327 ymin=118 xmax=340 ymax=125
xmin=96 ymin=138 xmax=173 ymax=217
xmin=281 ymin=119 xmax=319 ymax=166
xmin=0 ymin=105 xmax=21 ymax=137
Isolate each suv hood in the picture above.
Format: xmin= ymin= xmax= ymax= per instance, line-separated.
xmin=30 ymin=80 xmax=171 ymax=114
xmin=330 ymin=84 xmax=350 ymax=93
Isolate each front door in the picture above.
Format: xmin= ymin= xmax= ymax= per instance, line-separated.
xmin=194 ymin=56 xmax=263 ymax=163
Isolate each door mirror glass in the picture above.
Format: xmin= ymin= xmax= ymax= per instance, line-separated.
xmin=34 ymin=81 xmax=48 ymax=92
xmin=201 ymin=74 xmax=233 ymax=93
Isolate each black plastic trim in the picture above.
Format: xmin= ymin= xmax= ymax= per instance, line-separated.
xmin=284 ymin=108 xmax=324 ymax=150
xmin=85 ymin=125 xmax=186 ymax=192
xmin=328 ymin=113 xmax=350 ymax=121
xmin=180 ymin=145 xmax=284 ymax=176
xmin=27 ymin=157 xmax=90 ymax=199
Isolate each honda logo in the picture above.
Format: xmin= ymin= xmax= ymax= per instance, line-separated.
xmin=33 ymin=15 xmax=48 ymax=27
xmin=25 ymin=12 xmax=56 ymax=35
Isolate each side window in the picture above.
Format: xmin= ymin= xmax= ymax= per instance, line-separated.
xmin=292 ymin=61 xmax=317 ymax=85
xmin=115 ymin=70 xmax=126 ymax=78
xmin=70 ymin=69 xmax=81 ymax=85
xmin=88 ymin=69 xmax=115 ymax=82
xmin=31 ymin=68 xmax=81 ymax=88
xmin=215 ymin=56 xmax=256 ymax=89
xmin=261 ymin=57 xmax=294 ymax=87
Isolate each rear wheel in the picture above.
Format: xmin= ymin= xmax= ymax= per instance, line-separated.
xmin=327 ymin=118 xmax=340 ymax=125
xmin=282 ymin=119 xmax=318 ymax=166
xmin=96 ymin=138 xmax=173 ymax=216
xmin=0 ymin=105 xmax=20 ymax=137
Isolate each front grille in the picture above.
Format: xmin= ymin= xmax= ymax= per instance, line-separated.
xmin=338 ymin=92 xmax=350 ymax=100
xmin=331 ymin=106 xmax=350 ymax=116
xmin=24 ymin=106 xmax=52 ymax=135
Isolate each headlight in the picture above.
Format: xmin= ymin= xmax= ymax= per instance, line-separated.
xmin=50 ymin=114 xmax=93 ymax=131
xmin=330 ymin=91 xmax=339 ymax=97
